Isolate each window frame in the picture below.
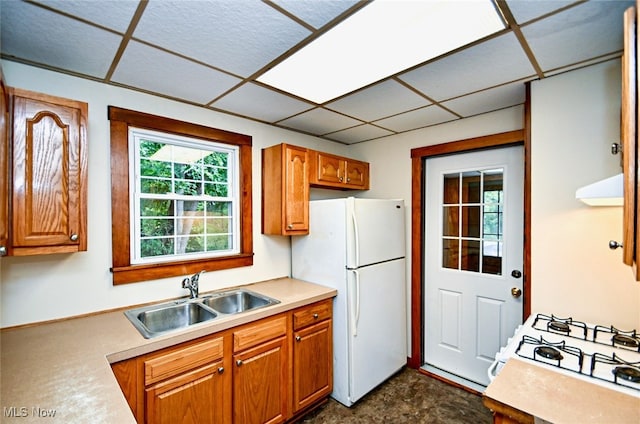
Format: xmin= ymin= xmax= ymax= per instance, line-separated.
xmin=109 ymin=106 xmax=253 ymax=285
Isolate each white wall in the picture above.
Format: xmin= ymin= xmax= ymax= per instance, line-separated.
xmin=0 ymin=61 xmax=352 ymax=327
xmin=531 ymin=60 xmax=640 ymax=329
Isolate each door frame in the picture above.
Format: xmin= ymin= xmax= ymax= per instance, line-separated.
xmin=408 ymin=88 xmax=532 ymax=369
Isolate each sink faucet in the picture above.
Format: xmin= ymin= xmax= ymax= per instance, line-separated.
xmin=182 ymin=270 xmax=205 ymax=299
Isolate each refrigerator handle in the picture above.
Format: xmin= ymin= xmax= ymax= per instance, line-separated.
xmin=350 ymin=270 xmax=360 ymax=337
xmin=351 ymin=210 xmax=360 ymax=268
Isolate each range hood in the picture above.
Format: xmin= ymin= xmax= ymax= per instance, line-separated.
xmin=575 ymin=173 xmax=623 ymax=206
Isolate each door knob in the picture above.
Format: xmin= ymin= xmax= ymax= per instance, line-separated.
xmin=511 ymin=287 xmax=522 ymax=298
xmin=511 ymin=270 xmax=522 ymax=278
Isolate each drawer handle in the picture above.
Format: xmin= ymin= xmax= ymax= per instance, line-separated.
xmin=236 ymin=360 xmax=243 ymax=367
xmin=313 ymin=313 xmax=319 ymax=319
xmin=296 ymin=336 xmax=301 ymax=342
xmin=70 ymin=233 xmax=79 ymax=242
xmin=218 ymin=367 xmax=225 ymax=374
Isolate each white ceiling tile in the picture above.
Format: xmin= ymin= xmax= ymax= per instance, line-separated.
xmin=0 ymin=1 xmax=122 ymax=78
xmin=272 ymin=0 xmax=359 ymax=29
xmin=374 ymin=105 xmax=458 ymax=133
xmin=325 ymin=124 xmax=394 ymax=144
xmin=211 ymin=83 xmax=314 ymax=122
xmin=326 ymin=80 xmax=430 ymax=122
xmin=504 ymin=0 xmax=575 ymax=24
xmin=33 ymin=0 xmax=139 ymax=32
xmin=398 ymin=33 xmax=535 ymax=101
xmin=112 ymin=41 xmax=241 ymax=104
xmin=442 ymin=82 xmax=526 ymax=117
xmin=279 ymin=108 xmax=362 ymax=135
xmin=133 ymin=1 xmax=311 ymax=77
xmin=521 ymin=0 xmax=633 ymax=71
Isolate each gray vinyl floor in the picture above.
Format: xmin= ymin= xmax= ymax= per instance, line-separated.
xmin=299 ymin=367 xmax=493 ymax=424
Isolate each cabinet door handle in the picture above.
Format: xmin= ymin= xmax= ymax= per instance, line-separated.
xmin=295 ymin=336 xmax=301 ymax=342
xmin=236 ymin=360 xmax=243 ymax=366
xmin=0 ymin=246 xmax=6 ymax=256
xmin=218 ymin=367 xmax=224 ymax=374
xmin=287 ymin=224 xmax=293 ymax=230
xmin=70 ymin=233 xmax=79 ymax=242
xmin=313 ymin=313 xmax=319 ymax=319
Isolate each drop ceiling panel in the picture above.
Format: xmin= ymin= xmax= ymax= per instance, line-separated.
xmin=112 ymin=41 xmax=241 ymax=104
xmin=33 ymin=0 xmax=139 ymax=32
xmin=442 ymin=82 xmax=526 ymax=118
xmin=0 ymin=1 xmax=122 ymax=78
xmin=521 ymin=1 xmax=632 ymax=72
xmin=326 ymin=79 xmax=431 ymax=122
xmin=272 ymin=0 xmax=359 ymax=29
xmin=374 ymin=104 xmax=458 ymax=133
xmin=211 ymin=83 xmax=313 ymax=122
xmin=398 ymin=33 xmax=536 ymax=101
xmin=133 ymin=0 xmax=311 ymax=77
xmin=504 ymin=0 xmax=576 ymax=24
xmin=279 ymin=108 xmax=362 ymax=135
xmin=325 ymin=124 xmax=394 ymax=145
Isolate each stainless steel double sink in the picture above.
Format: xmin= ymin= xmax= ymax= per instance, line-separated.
xmin=124 ymin=289 xmax=280 ymax=339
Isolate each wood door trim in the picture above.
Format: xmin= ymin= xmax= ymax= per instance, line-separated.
xmin=408 ymin=114 xmax=530 ymax=368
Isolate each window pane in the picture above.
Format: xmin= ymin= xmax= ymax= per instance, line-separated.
xmin=205 ymin=182 xmax=228 ymax=197
xmin=175 ymin=179 xmax=201 ymax=195
xmin=141 ymin=238 xmax=174 ymax=257
xmin=462 ymin=206 xmax=481 ymax=238
xmin=443 ymin=173 xmax=459 ymax=204
xmin=185 ymin=236 xmax=204 ymax=253
xmin=140 ymin=199 xmax=172 ymax=217
xmin=484 ymin=170 xmax=503 ymax=194
xmin=483 ymin=241 xmax=502 ymax=275
xmin=442 ymin=206 xmax=459 ymax=237
xmin=461 ymin=240 xmax=480 ymax=272
xmin=462 ymin=171 xmax=481 ymax=203
xmin=207 ymin=235 xmax=231 ymax=251
xmin=141 ymin=218 xmax=173 ymax=237
xmin=207 ymin=217 xmax=230 ymax=233
xmin=140 ymin=159 xmax=172 ymax=178
xmin=176 ymin=200 xmax=204 ymax=217
xmin=141 ymin=178 xmax=171 ymax=194
xmin=204 ymin=151 xmax=228 ymax=167
xmin=203 ymin=165 xmax=228 ymax=183
xmin=207 ymin=201 xmax=230 ymax=216
xmin=442 ymin=238 xmax=459 ymax=269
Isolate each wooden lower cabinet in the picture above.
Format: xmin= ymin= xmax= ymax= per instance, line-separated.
xmin=112 ymin=301 xmax=333 ymax=424
xmin=146 ymin=362 xmax=227 ymax=424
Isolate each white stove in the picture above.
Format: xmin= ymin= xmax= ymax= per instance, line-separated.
xmin=489 ymin=313 xmax=640 ymax=398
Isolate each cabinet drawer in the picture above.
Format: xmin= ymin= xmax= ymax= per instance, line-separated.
xmin=233 ymin=316 xmax=287 ymax=352
xmin=144 ymin=336 xmax=224 ymax=386
xmin=293 ymin=300 xmax=332 ymax=330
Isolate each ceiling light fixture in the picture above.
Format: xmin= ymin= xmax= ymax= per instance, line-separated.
xmin=258 ymin=0 xmax=505 ymax=104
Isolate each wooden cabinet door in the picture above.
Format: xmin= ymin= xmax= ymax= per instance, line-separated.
xmin=314 ymin=152 xmax=345 ymax=185
xmin=293 ymin=319 xmax=332 ymax=413
xmin=233 ymin=336 xmax=288 ymax=424
xmin=146 ymin=362 xmax=229 ymax=424
xmin=283 ymin=145 xmax=309 ymax=234
xmin=11 ymin=89 xmax=87 ymax=254
xmin=344 ymin=159 xmax=369 ymax=189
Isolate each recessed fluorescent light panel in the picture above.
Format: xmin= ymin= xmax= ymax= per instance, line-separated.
xmin=258 ymin=0 xmax=505 ymax=104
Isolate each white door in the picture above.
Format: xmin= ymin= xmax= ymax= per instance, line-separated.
xmin=424 ymin=146 xmax=524 ymax=387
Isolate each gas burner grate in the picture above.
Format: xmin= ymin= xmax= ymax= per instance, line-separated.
xmin=532 ymin=314 xmax=588 ymax=340
xmin=590 ymin=352 xmax=640 ymax=391
xmin=516 ymin=335 xmax=584 ymax=373
xmin=593 ymin=325 xmax=640 ymax=352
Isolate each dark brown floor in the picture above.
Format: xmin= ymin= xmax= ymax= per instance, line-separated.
xmin=299 ymin=367 xmax=493 ymax=424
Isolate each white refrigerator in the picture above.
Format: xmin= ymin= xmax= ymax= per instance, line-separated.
xmin=291 ymin=197 xmax=407 ymax=407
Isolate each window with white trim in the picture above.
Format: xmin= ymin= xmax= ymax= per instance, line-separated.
xmin=129 ymin=128 xmax=240 ymax=264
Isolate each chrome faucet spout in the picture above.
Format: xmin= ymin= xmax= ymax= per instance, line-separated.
xmin=181 ymin=270 xmax=205 ymax=299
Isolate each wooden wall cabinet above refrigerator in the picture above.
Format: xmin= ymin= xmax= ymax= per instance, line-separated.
xmin=308 ymin=150 xmax=370 ymax=190
xmin=2 ymin=87 xmax=88 ymax=256
xmin=261 ymin=143 xmax=370 ymax=236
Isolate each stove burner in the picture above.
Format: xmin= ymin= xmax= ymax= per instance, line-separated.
xmin=549 ymin=321 xmax=571 ymax=334
xmin=613 ymin=366 xmax=640 ymax=383
xmin=535 ymin=346 xmax=564 ymax=361
xmin=612 ymin=334 xmax=640 ymax=349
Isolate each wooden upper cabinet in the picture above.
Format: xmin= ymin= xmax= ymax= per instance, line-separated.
xmin=10 ymin=88 xmax=88 ymax=255
xmin=621 ymin=5 xmax=640 ymax=280
xmin=309 ymin=150 xmax=369 ymax=190
xmin=0 ymin=73 xmax=8 ymax=257
xmin=262 ymin=143 xmax=309 ymax=236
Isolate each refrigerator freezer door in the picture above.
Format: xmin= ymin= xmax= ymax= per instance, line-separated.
xmin=347 ymin=258 xmax=407 ymax=404
xmin=347 ymin=198 xmax=405 ymax=269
